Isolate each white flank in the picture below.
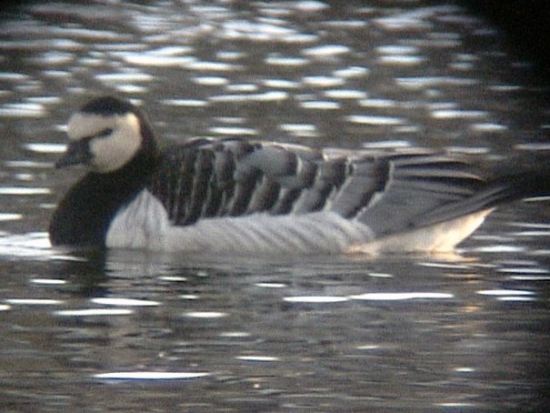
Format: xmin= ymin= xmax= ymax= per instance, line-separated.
xmin=106 ymin=191 xmax=491 ymax=255
xmin=106 ymin=190 xmax=374 ymax=254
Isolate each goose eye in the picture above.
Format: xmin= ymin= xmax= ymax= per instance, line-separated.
xmin=96 ymin=128 xmax=113 ymax=138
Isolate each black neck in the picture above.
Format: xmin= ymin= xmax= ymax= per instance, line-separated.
xmin=49 ymin=148 xmax=158 ymax=247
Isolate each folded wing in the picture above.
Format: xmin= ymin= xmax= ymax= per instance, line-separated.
xmin=148 ymin=138 xmax=487 ymax=239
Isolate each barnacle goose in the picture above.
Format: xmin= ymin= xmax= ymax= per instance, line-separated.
xmin=49 ymin=96 xmax=550 ymax=255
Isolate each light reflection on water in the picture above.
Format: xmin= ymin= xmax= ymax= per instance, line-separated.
xmin=1 ymin=0 xmax=550 ymax=411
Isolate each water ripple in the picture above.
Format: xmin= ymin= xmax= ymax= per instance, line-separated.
xmin=209 ymin=126 xmax=257 ymax=136
xmin=30 ymin=278 xmax=67 ymax=285
xmin=162 ymin=99 xmax=209 ymax=108
xmin=302 ymin=76 xmax=345 ymax=88
xmin=302 ymin=44 xmax=350 ymax=58
xmin=431 ymin=109 xmax=488 ymax=119
xmin=477 ymin=289 xmax=534 ymax=296
xmin=299 ymin=100 xmax=340 ymax=110
xmin=0 ymin=103 xmax=48 ymax=118
xmin=117 ymin=52 xmax=195 ymax=67
xmin=95 ymin=72 xmax=154 ymax=83
xmin=324 ymin=89 xmax=367 ymax=99
xmin=283 ymin=296 xmax=349 ymax=303
xmin=350 ymin=292 xmax=454 ymax=301
xmin=222 ymin=20 xmax=311 ymax=43
xmin=346 ymin=115 xmax=404 ymax=126
xmin=237 ymin=355 xmax=280 ymax=362
xmin=91 ymin=298 xmax=161 ymax=307
xmin=333 ymin=66 xmax=369 ymax=78
xmin=0 ymin=213 xmax=22 ymax=222
xmin=192 ymin=76 xmax=229 ymax=86
xmin=94 ymin=372 xmax=210 ymax=381
xmin=24 ymin=143 xmax=66 ymax=154
xmin=209 ymin=91 xmax=287 ymax=103
xmin=183 ymin=311 xmax=228 ymax=319
xmin=6 ymin=298 xmax=64 ymax=306
xmin=55 ymin=308 xmax=134 ymax=317
xmin=0 ymin=187 xmax=50 ymax=195
xmin=265 ymin=55 xmax=309 ymax=67
xmin=396 ymin=76 xmax=477 ymax=89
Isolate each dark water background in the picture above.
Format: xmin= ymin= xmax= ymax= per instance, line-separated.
xmin=1 ymin=1 xmax=549 ymax=411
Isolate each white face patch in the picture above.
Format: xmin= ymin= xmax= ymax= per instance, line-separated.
xmin=67 ymin=112 xmax=142 ymax=173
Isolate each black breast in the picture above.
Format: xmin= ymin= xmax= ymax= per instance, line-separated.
xmin=49 ymin=151 xmax=156 ymax=247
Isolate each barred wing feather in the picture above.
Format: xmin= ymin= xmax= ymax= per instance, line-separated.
xmin=148 ymin=138 xmax=486 ymax=239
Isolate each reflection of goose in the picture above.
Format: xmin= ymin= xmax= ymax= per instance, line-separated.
xmin=49 ymin=96 xmax=549 ymax=255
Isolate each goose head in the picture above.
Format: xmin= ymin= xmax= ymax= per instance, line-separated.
xmin=56 ymin=96 xmax=157 ymax=173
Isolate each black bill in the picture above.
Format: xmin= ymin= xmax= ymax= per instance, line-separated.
xmin=55 ymin=139 xmax=92 ymax=169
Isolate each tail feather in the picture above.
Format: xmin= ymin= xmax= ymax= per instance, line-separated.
xmin=414 ymin=166 xmax=550 ymax=228
xmin=484 ymin=167 xmax=550 ymax=204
